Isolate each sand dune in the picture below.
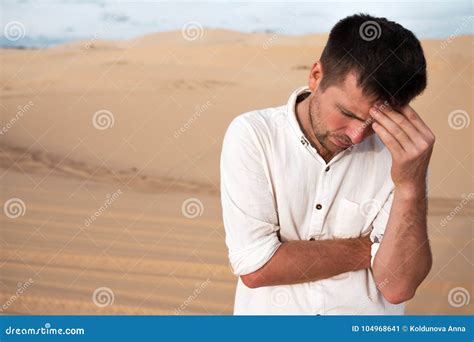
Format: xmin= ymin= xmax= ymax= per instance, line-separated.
xmin=0 ymin=144 xmax=219 ymax=195
xmin=0 ymin=30 xmax=472 ymax=315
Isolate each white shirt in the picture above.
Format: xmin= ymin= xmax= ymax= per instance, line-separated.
xmin=220 ymin=86 xmax=406 ymax=315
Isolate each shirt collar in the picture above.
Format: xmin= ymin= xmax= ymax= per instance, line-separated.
xmin=286 ymin=86 xmax=312 ymax=142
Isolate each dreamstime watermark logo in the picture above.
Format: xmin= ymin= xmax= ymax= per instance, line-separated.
xmin=348 ymin=100 xmax=388 ymax=142
xmin=358 ymin=199 xmax=381 ymax=218
xmin=84 ymin=14 xmax=122 ymax=49
xmin=359 ymin=21 xmax=381 ymax=41
xmin=174 ymin=278 xmax=211 ymax=314
xmin=271 ymin=288 xmax=291 ymax=307
xmin=4 ymin=322 xmax=85 ymax=336
xmin=84 ymin=189 xmax=122 ymax=227
xmin=440 ymin=193 xmax=473 ymax=227
xmin=262 ymin=32 xmax=279 ymax=50
xmin=0 ymin=101 xmax=34 ymax=136
xmin=181 ymin=21 xmax=204 ymax=41
xmin=92 ymin=287 xmax=114 ymax=307
xmin=181 ymin=198 xmax=204 ymax=219
xmin=348 ymin=116 xmax=375 ymax=141
xmin=440 ymin=15 xmax=474 ymax=49
xmin=3 ymin=21 xmax=25 ymax=41
xmin=262 ymin=15 xmax=299 ymax=50
xmin=92 ymin=109 xmax=115 ymax=130
xmin=448 ymin=109 xmax=470 ymax=130
xmin=375 ymin=277 xmax=390 ymax=291
xmin=3 ymin=198 xmax=26 ymax=219
xmin=173 ymin=100 xmax=212 ymax=138
xmin=448 ymin=287 xmax=470 ymax=308
xmin=0 ymin=278 xmax=34 ymax=313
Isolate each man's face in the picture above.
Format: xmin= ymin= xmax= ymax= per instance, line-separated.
xmin=308 ymin=70 xmax=377 ymax=156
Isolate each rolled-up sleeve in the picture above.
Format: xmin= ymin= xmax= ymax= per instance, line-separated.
xmin=220 ymin=116 xmax=281 ymax=276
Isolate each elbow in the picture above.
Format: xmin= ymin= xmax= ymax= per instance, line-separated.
xmin=240 ymin=272 xmax=261 ymax=289
xmin=375 ymin=257 xmax=432 ymax=305
xmin=382 ymin=288 xmax=416 ymax=305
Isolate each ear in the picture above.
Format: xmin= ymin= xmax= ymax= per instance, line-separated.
xmin=308 ymin=61 xmax=323 ymax=92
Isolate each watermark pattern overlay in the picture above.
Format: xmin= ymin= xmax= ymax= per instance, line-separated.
xmin=181 ymin=198 xmax=204 ymax=219
xmin=439 ymin=193 xmax=473 ymax=227
xmin=0 ymin=5 xmax=471 ymax=320
xmin=448 ymin=109 xmax=470 ymax=130
xmin=358 ymin=198 xmax=382 ymax=218
xmin=85 ymin=13 xmax=124 ymax=49
xmin=3 ymin=21 xmax=26 ymax=41
xmin=92 ymin=287 xmax=115 ymax=308
xmin=271 ymin=288 xmax=291 ymax=308
xmin=0 ymin=278 xmax=34 ymax=313
xmin=447 ymin=287 xmax=470 ymax=308
xmin=84 ymin=189 xmax=123 ymax=227
xmin=181 ymin=21 xmax=204 ymax=41
xmin=0 ymin=101 xmax=34 ymax=136
xmin=440 ymin=15 xmax=474 ymax=49
xmin=174 ymin=100 xmax=212 ymax=139
xmin=359 ymin=21 xmax=382 ymax=41
xmin=174 ymin=278 xmax=211 ymax=314
xmin=92 ymin=110 xmax=115 ymax=130
xmin=3 ymin=198 xmax=26 ymax=219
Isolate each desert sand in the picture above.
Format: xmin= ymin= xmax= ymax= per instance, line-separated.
xmin=0 ymin=29 xmax=472 ymax=314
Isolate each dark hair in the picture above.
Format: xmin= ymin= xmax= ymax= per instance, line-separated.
xmin=319 ymin=13 xmax=427 ymax=108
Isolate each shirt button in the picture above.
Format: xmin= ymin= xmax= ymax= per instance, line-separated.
xmin=315 ymin=204 xmax=322 ymax=210
xmin=325 ymin=166 xmax=330 ymax=172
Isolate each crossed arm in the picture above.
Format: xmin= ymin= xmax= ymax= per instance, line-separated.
xmin=240 ymin=187 xmax=432 ymax=304
xmin=240 ymin=235 xmax=372 ymax=289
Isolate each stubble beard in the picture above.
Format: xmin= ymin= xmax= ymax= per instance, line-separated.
xmin=308 ymin=94 xmax=339 ymax=156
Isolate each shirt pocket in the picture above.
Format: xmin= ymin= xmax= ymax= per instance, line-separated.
xmin=330 ymin=197 xmax=369 ymax=239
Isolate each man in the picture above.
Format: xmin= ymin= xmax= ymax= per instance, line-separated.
xmin=220 ymin=14 xmax=435 ymax=315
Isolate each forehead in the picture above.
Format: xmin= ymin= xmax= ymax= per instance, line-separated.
xmin=331 ymin=72 xmax=377 ymax=119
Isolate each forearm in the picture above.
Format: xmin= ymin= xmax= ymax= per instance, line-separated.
xmin=240 ymin=236 xmax=371 ymax=288
xmin=372 ymin=186 xmax=432 ymax=303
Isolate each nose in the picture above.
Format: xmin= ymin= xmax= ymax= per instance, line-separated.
xmin=346 ymin=122 xmax=368 ymax=145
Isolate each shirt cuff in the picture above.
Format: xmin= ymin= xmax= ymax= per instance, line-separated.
xmin=228 ymin=234 xmax=282 ymax=276
xmin=371 ymin=242 xmax=380 ymax=268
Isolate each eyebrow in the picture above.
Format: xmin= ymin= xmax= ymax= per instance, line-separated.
xmin=336 ymin=103 xmax=366 ymax=122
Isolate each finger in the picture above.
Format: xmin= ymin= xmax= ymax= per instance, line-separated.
xmin=372 ymin=121 xmax=403 ymax=156
xmin=376 ymin=105 xmax=428 ymax=149
xmin=400 ymin=105 xmax=435 ymax=140
xmin=370 ymin=107 xmax=415 ymax=152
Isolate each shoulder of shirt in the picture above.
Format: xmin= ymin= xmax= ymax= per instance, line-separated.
xmin=228 ymin=104 xmax=287 ymax=137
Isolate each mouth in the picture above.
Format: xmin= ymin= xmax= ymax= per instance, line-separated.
xmin=331 ymin=136 xmax=352 ymax=148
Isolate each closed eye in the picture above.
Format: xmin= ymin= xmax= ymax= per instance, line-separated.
xmin=336 ymin=104 xmax=366 ymax=122
xmin=341 ymin=110 xmax=353 ymax=118
xmin=341 ymin=109 xmax=364 ymax=122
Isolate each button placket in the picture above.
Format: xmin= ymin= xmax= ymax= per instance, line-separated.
xmin=308 ymin=166 xmax=330 ymax=240
xmin=318 ymin=167 xmax=332 ymax=234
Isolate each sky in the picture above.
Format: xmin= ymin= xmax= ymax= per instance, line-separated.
xmin=0 ymin=0 xmax=473 ymax=47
